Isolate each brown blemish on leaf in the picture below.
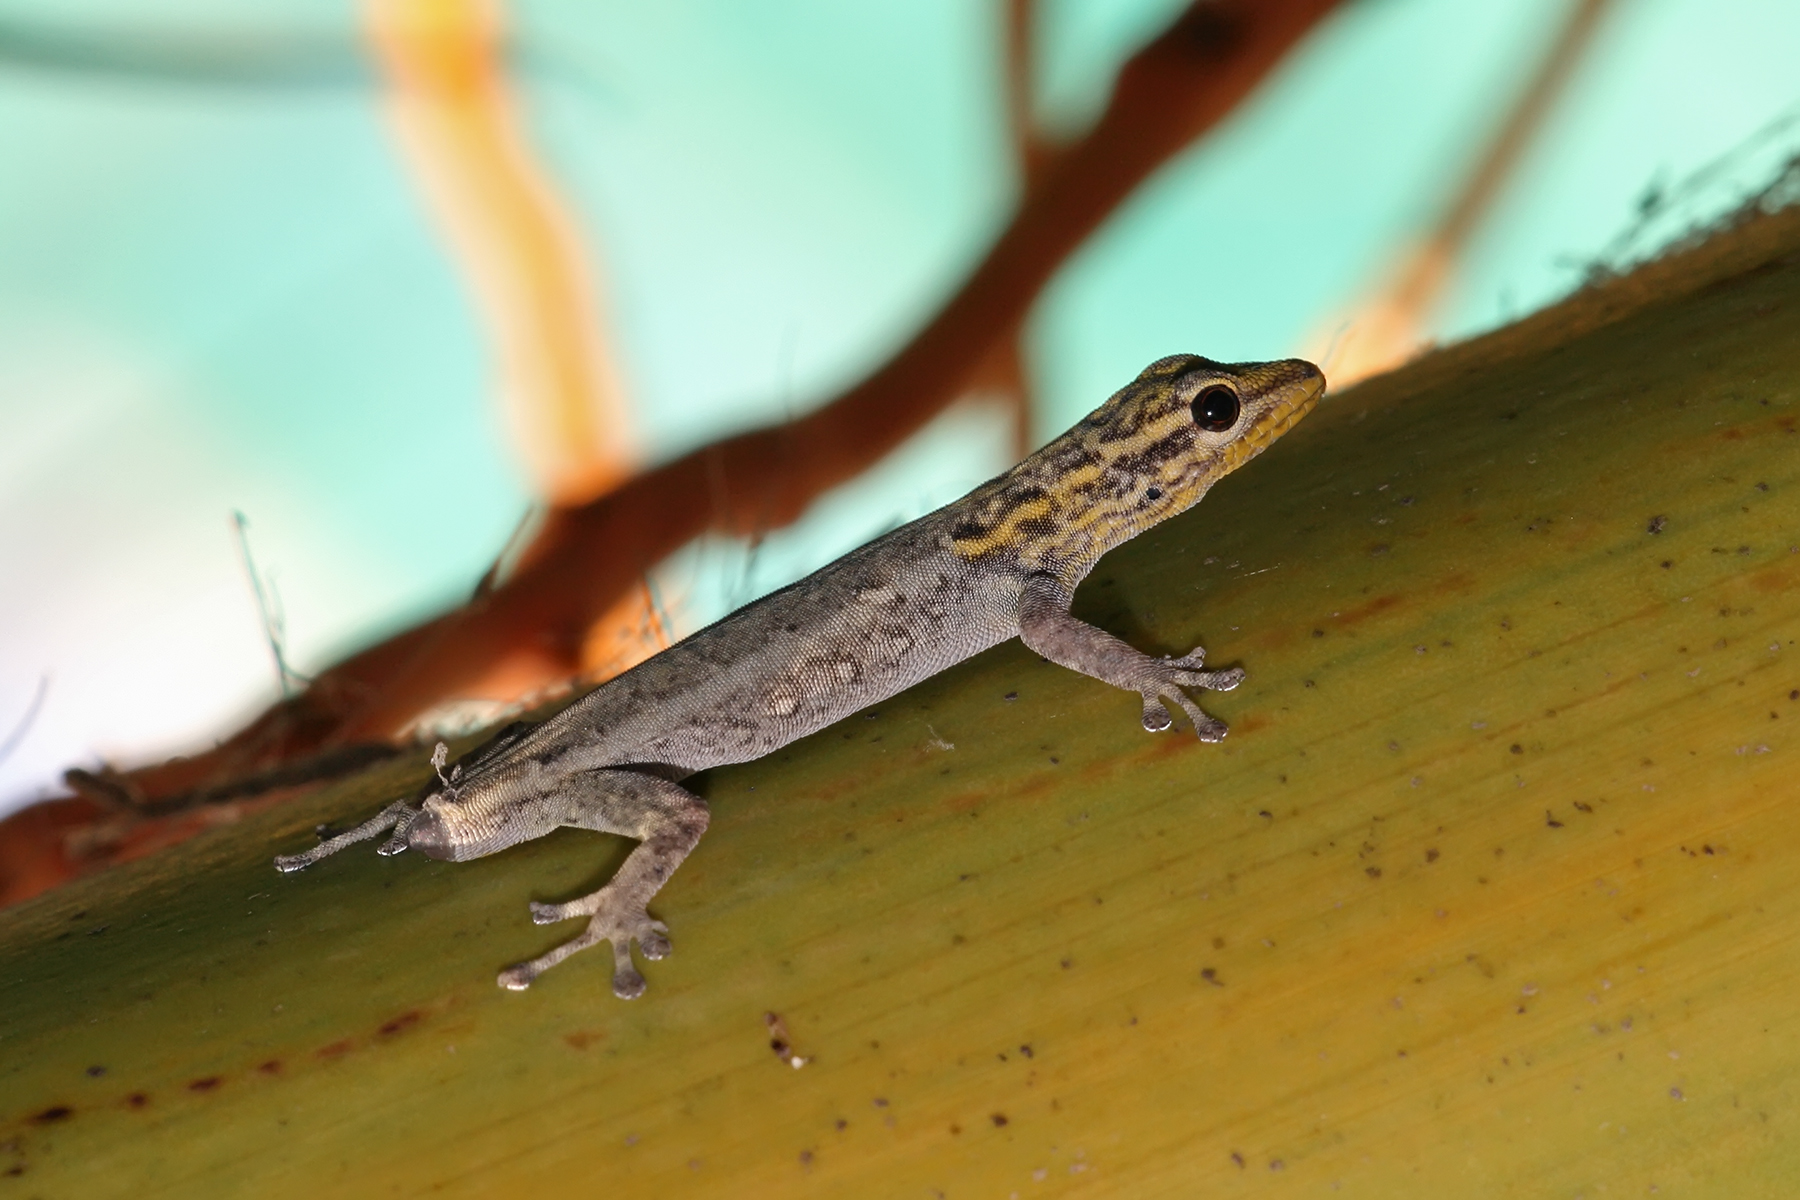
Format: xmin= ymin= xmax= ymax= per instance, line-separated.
xmin=187 ymin=1077 xmax=222 ymax=1093
xmin=1747 ymin=559 xmax=1800 ymax=595
xmin=378 ymin=1010 xmax=423 ymax=1037
xmin=29 ymin=1106 xmax=72 ymax=1124
xmin=1333 ymin=593 xmax=1404 ymax=628
xmin=316 ymin=1040 xmax=354 ymax=1060
xmin=1231 ymin=712 xmax=1272 ymax=738
xmin=257 ymin=1060 xmax=282 ymax=1075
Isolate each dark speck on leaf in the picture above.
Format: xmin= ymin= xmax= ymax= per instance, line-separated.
xmin=990 ymin=1113 xmax=1008 ymax=1127
xmin=1647 ymin=515 xmax=1667 ymax=534
xmin=1546 ymin=811 xmax=1564 ymax=828
xmin=85 ymin=1065 xmax=106 ymax=1078
xmin=31 ymin=1106 xmax=73 ymax=1124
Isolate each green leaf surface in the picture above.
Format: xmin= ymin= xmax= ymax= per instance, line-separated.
xmin=3 ymin=210 xmax=1799 ymax=1198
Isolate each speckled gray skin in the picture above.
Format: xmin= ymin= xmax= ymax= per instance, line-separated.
xmin=275 ymin=354 xmax=1325 ymax=999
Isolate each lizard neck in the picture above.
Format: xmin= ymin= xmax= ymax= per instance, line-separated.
xmin=945 ymin=415 xmax=1213 ymax=584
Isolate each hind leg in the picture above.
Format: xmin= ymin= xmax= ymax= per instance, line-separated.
xmin=496 ymin=769 xmax=709 ymax=999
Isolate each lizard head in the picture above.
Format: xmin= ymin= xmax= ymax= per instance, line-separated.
xmin=1094 ymin=353 xmax=1326 ymax=493
xmin=951 ymin=354 xmax=1326 ymax=571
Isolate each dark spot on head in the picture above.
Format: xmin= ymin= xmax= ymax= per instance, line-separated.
xmin=187 ymin=1077 xmax=222 ymax=1093
xmin=31 ymin=1106 xmax=73 ymax=1124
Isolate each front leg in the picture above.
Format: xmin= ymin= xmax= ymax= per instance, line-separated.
xmin=1017 ymin=572 xmax=1243 ymax=741
xmin=496 ymin=769 xmax=710 ymax=999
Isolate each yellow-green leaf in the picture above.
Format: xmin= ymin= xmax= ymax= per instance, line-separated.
xmin=2 ymin=208 xmax=1798 ymax=1198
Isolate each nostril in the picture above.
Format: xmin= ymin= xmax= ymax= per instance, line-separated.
xmin=406 ymin=810 xmax=454 ymax=861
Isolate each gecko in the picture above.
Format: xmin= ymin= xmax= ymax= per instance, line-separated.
xmin=275 ymin=353 xmax=1325 ymax=999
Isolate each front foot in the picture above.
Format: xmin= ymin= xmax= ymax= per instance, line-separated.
xmin=498 ymin=890 xmax=672 ymax=999
xmin=1138 ymin=644 xmax=1242 ymax=741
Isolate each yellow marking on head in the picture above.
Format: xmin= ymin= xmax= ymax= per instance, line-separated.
xmin=950 ymin=354 xmax=1325 ymax=571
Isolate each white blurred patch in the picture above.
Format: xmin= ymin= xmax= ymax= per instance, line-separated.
xmin=0 ymin=315 xmax=329 ymax=817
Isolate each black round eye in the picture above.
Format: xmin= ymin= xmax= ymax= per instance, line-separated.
xmin=1145 ymin=487 xmax=1162 ymax=501
xmin=1191 ymin=385 xmax=1239 ymax=432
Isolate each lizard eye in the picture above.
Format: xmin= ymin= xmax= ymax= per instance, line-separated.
xmin=1191 ymin=385 xmax=1240 ymax=432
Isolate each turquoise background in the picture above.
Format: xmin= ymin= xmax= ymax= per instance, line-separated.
xmin=1 ymin=0 xmax=1796 ymax=814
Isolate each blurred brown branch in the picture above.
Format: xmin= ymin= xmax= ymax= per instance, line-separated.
xmin=8 ymin=0 xmax=1344 ymax=902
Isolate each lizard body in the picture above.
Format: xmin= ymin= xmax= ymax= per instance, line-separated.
xmin=276 ymin=354 xmax=1324 ymax=998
